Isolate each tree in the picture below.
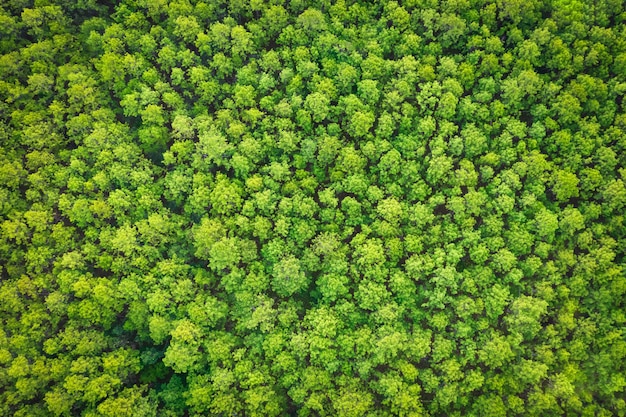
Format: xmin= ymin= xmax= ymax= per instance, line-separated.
xmin=602 ymin=179 xmax=626 ymax=212
xmin=271 ymin=255 xmax=308 ymax=297
xmin=209 ymin=237 xmax=241 ymax=272
xmin=333 ymin=388 xmax=374 ymax=417
xmin=305 ymin=91 xmax=330 ymax=122
xmin=297 ymin=8 xmax=327 ymax=32
xmin=163 ymin=319 xmax=202 ymax=373
xmin=478 ymin=331 xmax=514 ymax=369
xmin=552 ymin=170 xmax=580 ymax=201
xmin=505 ymin=296 xmax=549 ymax=340
xmin=348 ymin=111 xmax=375 ymax=138
xmin=535 ymin=208 xmax=559 ymax=240
xmin=210 ymin=175 xmax=242 ymax=216
xmin=173 ymin=15 xmax=200 ymax=44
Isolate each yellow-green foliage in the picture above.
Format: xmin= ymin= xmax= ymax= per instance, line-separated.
xmin=1 ymin=1 xmax=625 ymax=416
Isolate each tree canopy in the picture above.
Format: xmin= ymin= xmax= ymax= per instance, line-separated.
xmin=1 ymin=0 xmax=625 ymax=416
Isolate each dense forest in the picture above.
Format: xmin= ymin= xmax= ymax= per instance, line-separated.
xmin=1 ymin=0 xmax=625 ymax=415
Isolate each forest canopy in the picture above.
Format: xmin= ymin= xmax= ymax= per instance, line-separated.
xmin=1 ymin=0 xmax=625 ymax=416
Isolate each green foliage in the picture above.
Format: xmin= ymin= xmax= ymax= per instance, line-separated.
xmin=271 ymin=255 xmax=308 ymax=297
xmin=1 ymin=1 xmax=625 ymax=416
